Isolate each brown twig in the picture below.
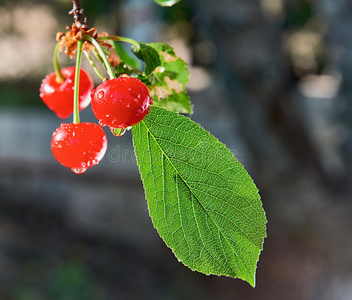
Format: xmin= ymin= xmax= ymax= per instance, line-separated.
xmin=69 ymin=0 xmax=87 ymax=29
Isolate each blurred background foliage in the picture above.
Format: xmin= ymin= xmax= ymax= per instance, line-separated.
xmin=1 ymin=0 xmax=352 ymax=299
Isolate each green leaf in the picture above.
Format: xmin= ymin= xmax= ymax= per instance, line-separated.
xmin=133 ymin=106 xmax=267 ymax=287
xmin=132 ymin=42 xmax=161 ymax=76
xmin=147 ymin=43 xmax=192 ymax=114
xmin=154 ymin=0 xmax=182 ymax=7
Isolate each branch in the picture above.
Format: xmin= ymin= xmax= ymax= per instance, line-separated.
xmin=69 ymin=0 xmax=87 ymax=29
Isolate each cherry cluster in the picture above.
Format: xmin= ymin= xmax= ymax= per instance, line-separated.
xmin=40 ymin=62 xmax=153 ymax=174
xmin=38 ymin=3 xmax=155 ymax=175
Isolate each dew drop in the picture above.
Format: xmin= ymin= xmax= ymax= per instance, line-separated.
xmin=110 ymin=127 xmax=126 ymax=137
xmin=155 ymin=66 xmax=165 ymax=73
xmin=142 ymin=103 xmax=149 ymax=110
xmin=71 ymin=168 xmax=87 ymax=174
xmin=99 ymin=120 xmax=105 ymax=127
xmin=97 ymin=90 xmax=104 ymax=99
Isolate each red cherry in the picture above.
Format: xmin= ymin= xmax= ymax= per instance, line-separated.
xmin=51 ymin=122 xmax=108 ymax=174
xmin=91 ymin=75 xmax=153 ymax=133
xmin=40 ymin=67 xmax=93 ymax=119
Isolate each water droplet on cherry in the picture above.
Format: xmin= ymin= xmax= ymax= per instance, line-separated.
xmin=97 ymin=91 xmax=104 ymax=99
xmin=110 ymin=127 xmax=126 ymax=137
xmin=99 ymin=120 xmax=105 ymax=127
xmin=71 ymin=168 xmax=87 ymax=174
xmin=142 ymin=102 xmax=149 ymax=110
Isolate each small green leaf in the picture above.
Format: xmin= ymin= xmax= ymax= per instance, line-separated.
xmin=133 ymin=106 xmax=267 ymax=287
xmin=132 ymin=42 xmax=161 ymax=76
xmin=154 ymin=0 xmax=182 ymax=7
xmin=112 ymin=41 xmax=141 ymax=70
xmin=147 ymin=43 xmax=192 ymax=114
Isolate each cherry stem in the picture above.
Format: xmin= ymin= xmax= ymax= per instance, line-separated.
xmin=70 ymin=0 xmax=86 ymax=28
xmin=91 ymin=48 xmax=105 ymax=68
xmin=99 ymin=36 xmax=140 ymax=52
xmin=83 ymin=51 xmax=105 ymax=80
xmin=53 ymin=42 xmax=65 ymax=83
xmin=84 ymin=34 xmax=116 ymax=79
xmin=73 ymin=40 xmax=83 ymax=124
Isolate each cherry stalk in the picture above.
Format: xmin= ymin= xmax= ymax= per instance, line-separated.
xmin=73 ymin=40 xmax=84 ymax=124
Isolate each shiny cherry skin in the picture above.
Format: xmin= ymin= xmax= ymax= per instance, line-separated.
xmin=40 ymin=67 xmax=93 ymax=119
xmin=91 ymin=75 xmax=153 ymax=130
xmin=51 ymin=122 xmax=108 ymax=174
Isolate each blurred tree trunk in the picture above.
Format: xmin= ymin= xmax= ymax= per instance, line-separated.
xmin=318 ymin=0 xmax=352 ymax=183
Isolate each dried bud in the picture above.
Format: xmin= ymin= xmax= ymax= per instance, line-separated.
xmin=56 ymin=32 xmax=65 ymax=41
xmin=82 ymin=41 xmax=91 ymax=53
xmin=98 ymin=32 xmax=109 ymax=38
xmin=108 ymin=48 xmax=121 ymax=67
xmin=75 ymin=31 xmax=85 ymax=40
xmin=65 ymin=40 xmax=77 ymax=59
xmin=86 ymin=27 xmax=97 ymax=38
